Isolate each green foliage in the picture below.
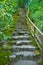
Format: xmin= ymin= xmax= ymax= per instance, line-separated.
xmin=28 ymin=0 xmax=43 ymax=32
xmin=0 ymin=4 xmax=14 ymax=40
xmin=0 ymin=0 xmax=27 ymax=40
xmin=0 ymin=47 xmax=11 ymax=65
xmin=0 ymin=0 xmax=19 ymax=40
xmin=0 ymin=0 xmax=4 ymax=2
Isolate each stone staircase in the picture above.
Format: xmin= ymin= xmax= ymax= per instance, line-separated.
xmin=9 ymin=10 xmax=40 ymax=65
xmin=8 ymin=21 xmax=40 ymax=65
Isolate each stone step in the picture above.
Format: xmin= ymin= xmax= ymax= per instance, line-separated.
xmin=9 ymin=40 xmax=32 ymax=45
xmin=16 ymin=31 xmax=30 ymax=34
xmin=13 ymin=51 xmax=37 ymax=56
xmin=12 ymin=45 xmax=37 ymax=51
xmin=10 ymin=35 xmax=30 ymax=40
xmin=15 ymin=29 xmax=27 ymax=31
xmin=10 ymin=51 xmax=39 ymax=60
xmin=16 ymin=40 xmax=32 ymax=45
xmin=12 ymin=32 xmax=30 ymax=36
xmin=12 ymin=31 xmax=30 ymax=34
xmin=10 ymin=60 xmax=38 ymax=65
xmin=9 ymin=55 xmax=16 ymax=59
xmin=15 ymin=25 xmax=25 ymax=27
xmin=15 ymin=25 xmax=26 ymax=27
xmin=12 ymin=31 xmax=30 ymax=35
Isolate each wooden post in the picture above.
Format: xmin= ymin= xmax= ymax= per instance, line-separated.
xmin=34 ymin=27 xmax=36 ymax=37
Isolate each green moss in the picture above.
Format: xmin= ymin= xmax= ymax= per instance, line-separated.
xmin=0 ymin=47 xmax=11 ymax=65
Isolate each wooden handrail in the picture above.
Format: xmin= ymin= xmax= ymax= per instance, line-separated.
xmin=27 ymin=16 xmax=43 ymax=35
xmin=26 ymin=15 xmax=43 ymax=51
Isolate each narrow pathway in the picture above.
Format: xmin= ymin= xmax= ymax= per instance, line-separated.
xmin=9 ymin=9 xmax=40 ymax=65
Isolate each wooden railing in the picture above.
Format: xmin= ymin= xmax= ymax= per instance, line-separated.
xmin=26 ymin=16 xmax=43 ymax=51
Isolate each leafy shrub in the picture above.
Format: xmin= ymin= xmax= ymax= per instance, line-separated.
xmin=0 ymin=0 xmax=19 ymax=40
xmin=28 ymin=0 xmax=43 ymax=32
xmin=0 ymin=47 xmax=11 ymax=65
